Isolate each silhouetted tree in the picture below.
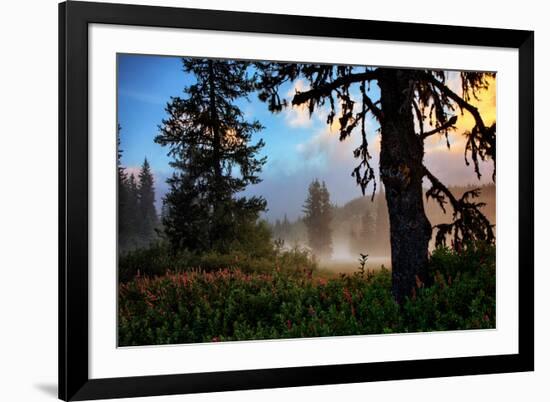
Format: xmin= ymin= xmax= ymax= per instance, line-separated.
xmin=117 ymin=125 xmax=131 ymax=252
xmin=117 ymin=126 xmax=145 ymax=252
xmin=126 ymin=173 xmax=140 ymax=245
xmin=137 ymin=158 xmax=158 ymax=245
xmin=303 ymin=179 xmax=333 ymax=259
xmin=256 ymin=64 xmax=495 ymax=302
xmin=156 ymin=58 xmax=267 ymax=253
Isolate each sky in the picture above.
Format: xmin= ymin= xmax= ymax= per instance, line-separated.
xmin=117 ymin=54 xmax=496 ymax=222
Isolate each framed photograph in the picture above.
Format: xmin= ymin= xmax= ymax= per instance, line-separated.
xmin=59 ymin=1 xmax=534 ymax=400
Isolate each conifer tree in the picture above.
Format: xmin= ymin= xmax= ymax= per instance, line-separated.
xmin=156 ymin=58 xmax=267 ymax=252
xmin=126 ymin=173 xmax=140 ymax=248
xmin=117 ymin=126 xmax=142 ymax=252
xmin=137 ymin=158 xmax=158 ymax=245
xmin=117 ymin=126 xmax=131 ymax=252
xmin=303 ymin=179 xmax=333 ymax=259
xmin=256 ymin=64 xmax=495 ymax=302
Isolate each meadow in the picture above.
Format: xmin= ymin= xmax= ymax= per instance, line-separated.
xmin=117 ymin=56 xmax=498 ymax=346
xmin=118 ymin=244 xmax=495 ymax=346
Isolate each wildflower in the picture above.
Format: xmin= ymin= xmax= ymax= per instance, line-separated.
xmin=183 ymin=272 xmax=188 ymax=287
xmin=343 ymin=287 xmax=352 ymax=304
xmin=308 ymin=305 xmax=316 ymax=317
xmin=145 ymin=290 xmax=158 ymax=302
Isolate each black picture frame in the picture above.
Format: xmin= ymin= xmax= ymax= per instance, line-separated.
xmin=59 ymin=1 xmax=534 ymax=400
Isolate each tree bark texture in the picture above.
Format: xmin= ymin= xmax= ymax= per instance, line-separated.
xmin=377 ymin=69 xmax=432 ymax=303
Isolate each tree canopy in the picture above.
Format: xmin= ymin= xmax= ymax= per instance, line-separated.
xmin=255 ymin=64 xmax=495 ymax=251
xmin=155 ymin=58 xmax=268 ymax=253
xmin=255 ymin=63 xmax=496 ymax=302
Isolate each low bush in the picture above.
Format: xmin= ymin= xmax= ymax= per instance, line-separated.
xmin=401 ymin=244 xmax=495 ymax=331
xmin=119 ymin=243 xmax=317 ymax=283
xmin=118 ymin=245 xmax=495 ymax=346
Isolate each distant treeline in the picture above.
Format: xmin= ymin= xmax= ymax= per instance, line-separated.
xmin=270 ymin=183 xmax=496 ymax=258
xmin=118 ymin=158 xmax=159 ymax=253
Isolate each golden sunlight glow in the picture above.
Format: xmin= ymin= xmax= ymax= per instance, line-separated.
xmin=425 ymin=75 xmax=496 ymax=154
xmin=223 ymin=128 xmax=244 ymax=147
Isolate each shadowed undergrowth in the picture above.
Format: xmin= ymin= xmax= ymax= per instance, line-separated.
xmin=118 ymin=244 xmax=495 ymax=346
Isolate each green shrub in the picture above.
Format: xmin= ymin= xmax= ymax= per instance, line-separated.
xmin=118 ymin=244 xmax=495 ymax=346
xmin=401 ymin=244 xmax=496 ymax=331
xmin=119 ymin=241 xmax=317 ymax=283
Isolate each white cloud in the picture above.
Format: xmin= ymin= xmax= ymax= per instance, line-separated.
xmin=444 ymin=71 xmax=463 ymax=96
xmin=296 ymin=128 xmax=349 ymax=163
xmin=281 ymin=80 xmax=310 ymax=128
xmin=285 ymin=103 xmax=313 ymax=128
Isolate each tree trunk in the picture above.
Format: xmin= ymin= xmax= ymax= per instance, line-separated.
xmin=377 ymin=69 xmax=432 ymax=304
xmin=207 ymin=60 xmax=226 ymax=249
xmin=207 ymin=60 xmax=223 ymax=187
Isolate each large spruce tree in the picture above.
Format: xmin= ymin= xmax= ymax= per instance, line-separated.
xmin=156 ymin=58 xmax=267 ymax=253
xmin=303 ymin=179 xmax=333 ymax=259
xmin=256 ymin=64 xmax=495 ymax=302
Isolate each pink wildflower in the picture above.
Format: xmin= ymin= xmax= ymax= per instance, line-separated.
xmin=343 ymin=287 xmax=352 ymax=304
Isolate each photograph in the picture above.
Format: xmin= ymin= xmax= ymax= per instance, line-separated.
xmin=116 ymin=54 xmax=497 ymax=347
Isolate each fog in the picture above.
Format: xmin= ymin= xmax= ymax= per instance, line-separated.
xmin=322 ymin=236 xmax=391 ymax=273
xmin=270 ymin=184 xmax=495 ymax=274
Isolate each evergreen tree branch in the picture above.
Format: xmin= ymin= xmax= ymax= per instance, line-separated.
xmin=421 ymin=72 xmax=486 ymax=132
xmin=351 ymin=80 xmax=377 ymax=198
xmin=412 ymin=99 xmax=424 ymax=137
xmin=291 ymin=70 xmax=382 ymax=117
xmin=419 ymin=71 xmax=496 ymax=180
xmin=423 ymin=165 xmax=495 ymax=250
xmin=361 ymin=92 xmax=383 ymax=122
xmin=423 ymin=166 xmax=459 ymax=213
xmin=420 ymin=115 xmax=458 ymax=140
